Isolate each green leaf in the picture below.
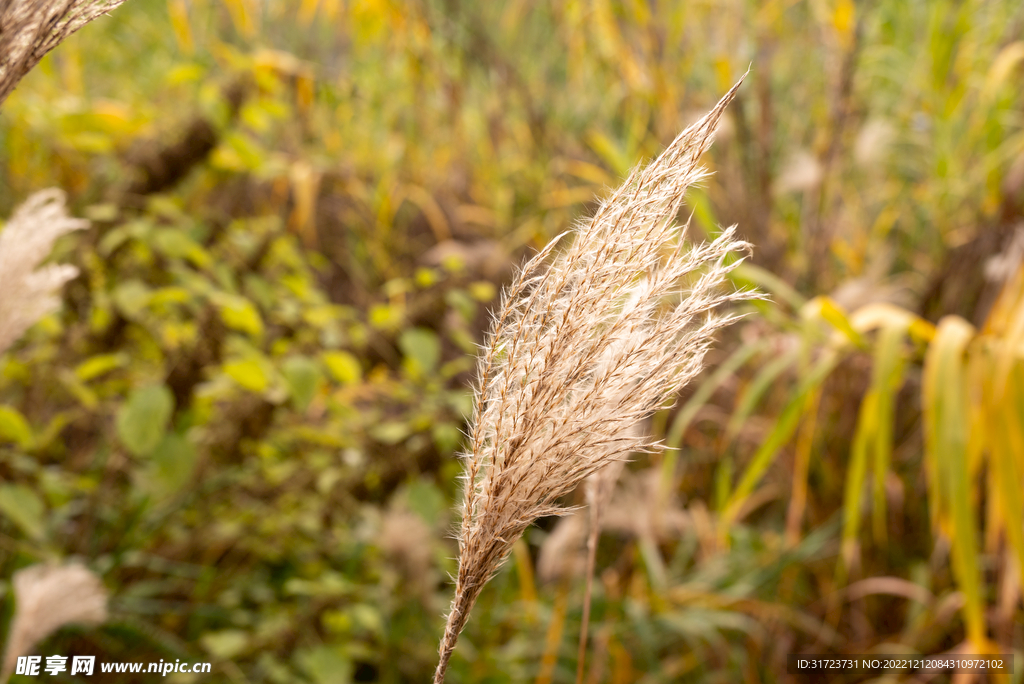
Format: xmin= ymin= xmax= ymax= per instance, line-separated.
xmin=152 ymin=229 xmax=211 ymax=268
xmin=75 ymin=353 xmax=129 ymax=382
xmin=817 ymin=297 xmax=867 ymax=349
xmin=282 ymin=356 xmax=321 ymax=411
xmin=201 ymin=630 xmax=249 ymax=660
xmin=401 ymin=479 xmax=447 ymax=524
xmin=112 ymin=280 xmax=152 ymax=319
xmin=431 ymin=422 xmax=462 ymax=455
xmin=140 ymin=433 xmax=198 ymax=501
xmin=297 ymin=646 xmax=352 ymax=684
xmin=59 ymin=370 xmax=99 ymax=410
xmin=0 ymin=484 xmax=46 ymax=540
xmin=369 ymin=421 xmax=409 ymax=445
xmin=117 ymin=385 xmax=174 ymax=456
xmin=399 ymin=327 xmax=441 ymax=376
xmin=323 ymin=351 xmax=362 ymax=385
xmin=990 ymin=364 xmax=1024 ymax=590
xmin=0 ymin=406 xmax=34 ymax=448
xmin=210 ymin=131 xmax=267 ymax=172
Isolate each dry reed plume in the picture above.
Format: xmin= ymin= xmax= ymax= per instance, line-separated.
xmin=1 ymin=562 xmax=108 ymax=682
xmin=0 ymin=0 xmax=131 ymax=106
xmin=0 ymin=189 xmax=88 ymax=355
xmin=434 ymin=76 xmax=752 ymax=683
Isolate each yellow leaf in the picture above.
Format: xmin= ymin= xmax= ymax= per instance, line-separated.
xmin=983 ymin=41 xmax=1024 ymax=101
xmin=804 ymin=296 xmax=865 ymax=348
xmin=168 ymin=0 xmax=194 ymax=53
xmin=212 ymin=293 xmax=264 ymax=339
xmin=224 ymin=359 xmax=270 ymax=392
xmin=0 ymin=407 xmax=33 ymax=448
xmin=322 ymin=351 xmax=362 ymax=386
xmin=833 ymin=0 xmax=855 ymax=39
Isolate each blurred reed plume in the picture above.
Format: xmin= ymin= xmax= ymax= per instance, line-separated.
xmin=1 ymin=562 xmax=108 ymax=682
xmin=434 ymin=76 xmax=753 ymax=683
xmin=0 ymin=189 xmax=88 ymax=355
xmin=0 ymin=0 xmax=130 ymax=106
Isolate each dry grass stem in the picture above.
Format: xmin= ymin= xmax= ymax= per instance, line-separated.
xmin=1 ymin=562 xmax=108 ymax=682
xmin=433 ymin=76 xmax=753 ymax=682
xmin=0 ymin=189 xmax=88 ymax=355
xmin=0 ymin=0 xmax=131 ymax=106
xmin=576 ymin=457 xmax=627 ymax=684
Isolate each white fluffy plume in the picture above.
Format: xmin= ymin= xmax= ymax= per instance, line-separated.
xmin=0 ymin=189 xmax=88 ymax=355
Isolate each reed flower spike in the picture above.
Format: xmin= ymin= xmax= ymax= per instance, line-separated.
xmin=0 ymin=189 xmax=88 ymax=355
xmin=433 ymin=76 xmax=753 ymax=683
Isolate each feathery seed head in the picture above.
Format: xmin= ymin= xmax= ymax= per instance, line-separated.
xmin=1 ymin=562 xmax=108 ymax=682
xmin=434 ymin=77 xmax=754 ymax=683
xmin=0 ymin=189 xmax=88 ymax=355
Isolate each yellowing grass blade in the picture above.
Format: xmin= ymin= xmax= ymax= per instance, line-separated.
xmin=871 ymin=322 xmax=908 ymax=543
xmin=168 ymin=0 xmax=194 ymax=53
xmin=851 ymin=302 xmax=936 ymax=343
xmin=989 ymin=361 xmax=1024 ymax=590
xmin=804 ymin=296 xmax=867 ymax=350
xmin=838 ymin=320 xmax=907 ymax=576
xmin=985 ymin=262 xmax=1024 ymax=398
xmin=923 ymin=316 xmax=985 ymax=645
xmin=842 ymin=388 xmax=874 ymax=572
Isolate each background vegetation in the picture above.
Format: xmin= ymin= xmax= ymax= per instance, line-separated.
xmin=2 ymin=0 xmax=1024 ymax=682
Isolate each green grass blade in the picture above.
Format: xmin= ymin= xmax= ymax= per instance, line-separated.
xmin=667 ymin=340 xmax=763 ymax=450
xmin=725 ymin=347 xmax=800 ymax=440
xmin=870 ymin=322 xmax=908 ymax=543
xmin=722 ymin=351 xmax=839 ymax=532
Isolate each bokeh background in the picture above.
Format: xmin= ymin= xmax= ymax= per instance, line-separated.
xmin=2 ymin=0 xmax=1024 ymax=682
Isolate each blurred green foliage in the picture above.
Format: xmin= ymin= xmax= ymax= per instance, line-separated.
xmin=2 ymin=0 xmax=1024 ymax=682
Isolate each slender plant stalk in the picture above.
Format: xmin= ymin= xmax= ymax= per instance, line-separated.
xmin=577 ymin=506 xmax=600 ymax=684
xmin=434 ymin=75 xmax=752 ymax=684
xmin=576 ymin=459 xmax=623 ymax=684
